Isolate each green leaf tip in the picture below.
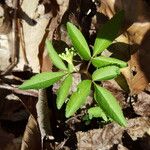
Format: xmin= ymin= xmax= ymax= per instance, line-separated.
xmin=92 ymin=56 xmax=127 ymax=68
xmin=45 ymin=39 xmax=67 ymax=70
xmin=88 ymin=106 xmax=108 ymax=121
xmin=94 ymin=84 xmax=127 ymax=127
xmin=67 ymin=22 xmax=91 ymax=60
xmin=92 ymin=66 xmax=120 ymax=81
xmin=93 ymin=10 xmax=124 ymax=56
xmin=56 ymin=74 xmax=73 ymax=109
xmin=19 ymin=71 xmax=66 ymax=90
xmin=65 ymin=80 xmax=91 ymax=118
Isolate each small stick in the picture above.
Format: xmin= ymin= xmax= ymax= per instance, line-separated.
xmin=0 ymin=83 xmax=38 ymax=97
xmin=1 ymin=0 xmax=19 ymax=76
xmin=19 ymin=19 xmax=29 ymax=65
xmin=36 ymin=89 xmax=54 ymax=149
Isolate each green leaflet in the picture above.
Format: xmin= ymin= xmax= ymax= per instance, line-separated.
xmin=66 ymin=80 xmax=91 ymax=118
xmin=88 ymin=106 xmax=108 ymax=121
xmin=92 ymin=56 xmax=127 ymax=68
xmin=19 ymin=72 xmax=66 ymax=90
xmin=92 ymin=66 xmax=120 ymax=81
xmin=93 ymin=10 xmax=124 ymax=56
xmin=46 ymin=40 xmax=67 ymax=70
xmin=94 ymin=84 xmax=127 ymax=126
xmin=56 ymin=74 xmax=73 ymax=109
xmin=67 ymin=22 xmax=91 ymax=60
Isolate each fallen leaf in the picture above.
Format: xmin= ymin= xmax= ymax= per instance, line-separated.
xmin=18 ymin=0 xmax=53 ymax=72
xmin=21 ymin=115 xmax=41 ymax=150
xmin=0 ymin=124 xmax=15 ymax=150
xmin=133 ymin=91 xmax=150 ymax=117
xmin=96 ymin=0 xmax=150 ymax=94
xmin=0 ymin=35 xmax=10 ymax=71
xmin=121 ymin=52 xmax=149 ymax=94
xmin=76 ymin=117 xmax=150 ymax=150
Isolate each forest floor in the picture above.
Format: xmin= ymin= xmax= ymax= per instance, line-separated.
xmin=0 ymin=0 xmax=150 ymax=150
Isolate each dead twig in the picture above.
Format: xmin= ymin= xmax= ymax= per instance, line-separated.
xmin=36 ymin=89 xmax=54 ymax=150
xmin=0 ymin=83 xmax=38 ymax=97
xmin=0 ymin=0 xmax=19 ymax=76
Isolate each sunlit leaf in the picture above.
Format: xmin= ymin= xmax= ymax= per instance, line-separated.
xmin=67 ymin=22 xmax=91 ymax=60
xmin=94 ymin=84 xmax=127 ymax=126
xmin=88 ymin=106 xmax=108 ymax=121
xmin=92 ymin=56 xmax=127 ymax=68
xmin=66 ymin=80 xmax=91 ymax=118
xmin=46 ymin=40 xmax=67 ymax=70
xmin=56 ymin=74 xmax=73 ymax=109
xmin=92 ymin=66 xmax=120 ymax=81
xmin=93 ymin=10 xmax=124 ymax=56
xmin=19 ymin=72 xmax=66 ymax=90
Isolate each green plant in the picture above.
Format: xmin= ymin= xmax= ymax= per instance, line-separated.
xmin=19 ymin=11 xmax=127 ymax=126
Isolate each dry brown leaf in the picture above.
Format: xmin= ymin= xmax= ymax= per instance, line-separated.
xmin=121 ymin=52 xmax=149 ymax=94
xmin=120 ymin=30 xmax=149 ymax=94
xmin=99 ymin=0 xmax=150 ymax=23
xmin=97 ymin=0 xmax=150 ymax=94
xmin=17 ymin=0 xmax=53 ymax=73
xmin=0 ymin=35 xmax=10 ymax=71
xmin=76 ymin=117 xmax=150 ymax=150
xmin=133 ymin=91 xmax=150 ymax=117
xmin=39 ymin=0 xmax=70 ymax=71
xmin=138 ymin=30 xmax=150 ymax=83
xmin=21 ymin=115 xmax=41 ymax=150
xmin=0 ymin=124 xmax=15 ymax=150
xmin=130 ymin=53 xmax=148 ymax=94
xmin=3 ymin=137 xmax=22 ymax=150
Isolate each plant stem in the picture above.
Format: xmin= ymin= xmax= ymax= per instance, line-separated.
xmin=86 ymin=58 xmax=92 ymax=72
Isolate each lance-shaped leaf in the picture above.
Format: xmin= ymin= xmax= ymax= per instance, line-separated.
xmin=92 ymin=66 xmax=120 ymax=81
xmin=67 ymin=22 xmax=91 ymax=60
xmin=56 ymin=74 xmax=73 ymax=109
xmin=19 ymin=72 xmax=66 ymax=90
xmin=88 ymin=106 xmax=108 ymax=121
xmin=92 ymin=56 xmax=127 ymax=68
xmin=93 ymin=10 xmax=124 ymax=56
xmin=66 ymin=80 xmax=91 ymax=118
xmin=94 ymin=84 xmax=127 ymax=126
xmin=46 ymin=40 xmax=67 ymax=70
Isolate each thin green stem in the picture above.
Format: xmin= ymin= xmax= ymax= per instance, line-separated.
xmin=86 ymin=58 xmax=92 ymax=72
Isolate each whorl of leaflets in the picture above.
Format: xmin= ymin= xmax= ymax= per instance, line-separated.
xmin=19 ymin=10 xmax=127 ymax=127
